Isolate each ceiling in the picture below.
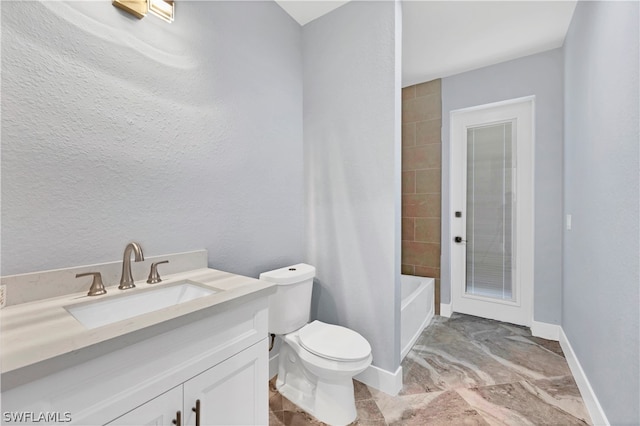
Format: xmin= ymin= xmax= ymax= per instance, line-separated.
xmin=275 ymin=0 xmax=577 ymax=87
xmin=275 ymin=0 xmax=350 ymax=26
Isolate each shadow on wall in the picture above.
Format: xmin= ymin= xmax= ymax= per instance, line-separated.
xmin=310 ymin=278 xmax=339 ymax=324
xmin=17 ymin=1 xmax=202 ymax=106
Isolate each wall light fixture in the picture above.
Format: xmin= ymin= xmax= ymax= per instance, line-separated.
xmin=148 ymin=0 xmax=174 ymax=23
xmin=112 ymin=0 xmax=174 ymax=23
xmin=112 ymin=0 xmax=147 ymax=19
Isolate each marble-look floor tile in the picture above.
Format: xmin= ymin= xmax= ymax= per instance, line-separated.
xmin=406 ymin=313 xmax=572 ymax=392
xmin=457 ymin=381 xmax=590 ymax=425
xmin=401 ymin=339 xmax=527 ymax=393
xmin=269 ymin=314 xmax=591 ymax=426
xmin=270 ymin=378 xmax=284 ymax=412
xmin=270 ymin=410 xmax=285 ymax=426
xmin=355 ymin=399 xmax=386 ymax=423
xmin=355 ymin=379 xmax=375 ymax=401
xmin=443 ymin=314 xmax=531 ymax=342
xmin=376 ymin=389 xmax=490 ymax=425
xmin=373 ymin=389 xmax=445 ymax=421
xmin=470 ymin=335 xmax=571 ymax=381
xmin=282 ymin=410 xmax=326 ymax=426
xmin=523 ymin=335 xmax=564 ymax=356
xmin=528 ymin=376 xmax=591 ymax=423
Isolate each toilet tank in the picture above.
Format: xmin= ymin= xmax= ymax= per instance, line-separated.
xmin=259 ymin=263 xmax=316 ymax=335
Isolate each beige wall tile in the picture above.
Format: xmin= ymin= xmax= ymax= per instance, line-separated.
xmin=402 ymin=241 xmax=440 ymax=267
xmin=401 ymin=264 xmax=415 ymax=275
xmin=402 ymin=171 xmax=416 ymax=194
xmin=402 ymin=94 xmax=442 ymax=123
xmin=400 ymin=241 xmax=410 ymax=264
xmin=402 ymin=123 xmax=416 ymax=147
xmin=415 ymin=79 xmax=441 ymax=98
xmin=402 ymin=193 xmax=441 ymax=218
xmin=415 ymin=218 xmax=441 ymax=243
xmin=402 ymin=217 xmax=415 ymax=241
xmin=402 ymin=144 xmax=441 ymax=171
xmin=415 ymin=266 xmax=440 ymax=279
xmin=416 ymin=119 xmax=442 ymax=146
xmin=415 ymin=169 xmax=441 ymax=194
xmin=402 ymin=85 xmax=416 ymax=101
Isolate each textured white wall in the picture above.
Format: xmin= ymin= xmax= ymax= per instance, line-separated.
xmin=303 ymin=1 xmax=402 ymax=373
xmin=1 ymin=1 xmax=304 ymax=278
xmin=563 ymin=2 xmax=639 ymax=424
xmin=441 ymin=49 xmax=564 ymax=324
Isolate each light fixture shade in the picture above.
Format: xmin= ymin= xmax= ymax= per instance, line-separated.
xmin=112 ymin=0 xmax=147 ymax=19
xmin=148 ymin=0 xmax=174 ymax=23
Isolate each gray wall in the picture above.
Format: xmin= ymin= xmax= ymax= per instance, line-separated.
xmin=441 ymin=49 xmax=564 ymax=324
xmin=563 ymin=1 xmax=639 ymax=424
xmin=303 ymin=1 xmax=402 ymax=373
xmin=1 ymin=1 xmax=304 ymax=278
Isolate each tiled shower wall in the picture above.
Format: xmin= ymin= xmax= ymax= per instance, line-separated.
xmin=401 ymin=79 xmax=442 ymax=313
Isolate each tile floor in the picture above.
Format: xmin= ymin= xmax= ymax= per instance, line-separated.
xmin=269 ymin=313 xmax=591 ymax=425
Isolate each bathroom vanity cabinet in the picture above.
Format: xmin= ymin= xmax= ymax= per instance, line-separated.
xmin=108 ymin=339 xmax=266 ymax=426
xmin=1 ymin=290 xmax=270 ymax=426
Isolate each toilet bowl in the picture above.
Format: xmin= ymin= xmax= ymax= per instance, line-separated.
xmin=260 ymin=264 xmax=373 ymax=426
xmin=276 ymin=321 xmax=372 ymax=425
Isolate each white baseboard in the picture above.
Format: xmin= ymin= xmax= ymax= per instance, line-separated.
xmin=559 ymin=329 xmax=609 ymax=426
xmin=440 ymin=303 xmax=452 ymax=317
xmin=531 ymin=320 xmax=561 ymax=341
xmin=355 ymin=364 xmax=403 ymax=396
xmin=269 ymin=353 xmax=279 ymax=380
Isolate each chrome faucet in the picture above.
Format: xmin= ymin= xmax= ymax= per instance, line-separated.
xmin=119 ymin=242 xmax=144 ymax=290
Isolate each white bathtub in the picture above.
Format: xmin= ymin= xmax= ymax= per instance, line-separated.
xmin=401 ymin=274 xmax=435 ymax=360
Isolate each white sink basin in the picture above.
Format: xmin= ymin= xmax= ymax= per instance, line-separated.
xmin=65 ymin=281 xmax=217 ymax=329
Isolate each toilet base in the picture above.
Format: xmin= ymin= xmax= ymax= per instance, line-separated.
xmin=277 ymin=377 xmax=357 ymax=425
xmin=276 ymin=341 xmax=362 ymax=425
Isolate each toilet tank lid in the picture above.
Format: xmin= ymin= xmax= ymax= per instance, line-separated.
xmin=259 ymin=263 xmax=315 ymax=285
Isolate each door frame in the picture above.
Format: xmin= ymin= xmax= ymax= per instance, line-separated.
xmin=449 ymin=96 xmax=535 ymax=326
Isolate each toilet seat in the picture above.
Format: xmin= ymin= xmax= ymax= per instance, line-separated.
xmin=298 ymin=320 xmax=371 ymax=361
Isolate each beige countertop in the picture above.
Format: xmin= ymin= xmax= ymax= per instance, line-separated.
xmin=1 ymin=268 xmax=274 ymax=389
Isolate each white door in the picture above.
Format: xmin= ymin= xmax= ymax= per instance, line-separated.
xmin=450 ymin=97 xmax=534 ymax=326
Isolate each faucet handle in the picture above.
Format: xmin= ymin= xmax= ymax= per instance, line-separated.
xmin=76 ymin=272 xmax=107 ymax=296
xmin=147 ymin=260 xmax=169 ymax=284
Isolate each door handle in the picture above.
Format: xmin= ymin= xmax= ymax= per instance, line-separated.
xmin=454 ymin=236 xmax=467 ymax=243
xmin=192 ymin=399 xmax=201 ymax=426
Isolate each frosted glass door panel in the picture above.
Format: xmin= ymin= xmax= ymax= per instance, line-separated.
xmin=466 ymin=122 xmax=514 ymax=300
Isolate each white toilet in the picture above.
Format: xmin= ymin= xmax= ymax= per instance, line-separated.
xmin=260 ymin=263 xmax=372 ymax=426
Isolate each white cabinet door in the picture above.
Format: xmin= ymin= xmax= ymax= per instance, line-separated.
xmin=106 ymin=386 xmax=182 ymax=426
xmin=183 ymin=339 xmax=268 ymax=426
